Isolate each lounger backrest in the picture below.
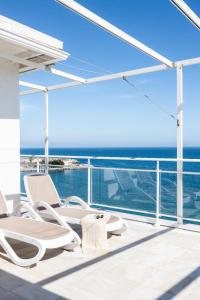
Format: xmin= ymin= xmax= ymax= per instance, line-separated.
xmin=25 ymin=174 xmax=60 ymax=206
xmin=0 ymin=190 xmax=8 ymax=216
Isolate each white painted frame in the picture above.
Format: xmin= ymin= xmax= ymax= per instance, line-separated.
xmin=56 ymin=0 xmax=173 ymax=67
xmin=171 ymin=0 xmax=200 ymax=30
xmin=44 ymin=91 xmax=49 ymax=174
xmin=176 ymin=65 xmax=183 ymax=224
xmin=19 ymin=56 xmax=200 ymax=96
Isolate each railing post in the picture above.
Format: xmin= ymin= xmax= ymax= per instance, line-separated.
xmin=155 ymin=160 xmax=160 ymax=226
xmin=87 ymin=158 xmax=92 ymax=206
xmin=177 ymin=65 xmax=183 ymax=225
xmin=44 ymin=91 xmax=49 ymax=174
xmin=36 ymin=159 xmax=40 ymax=173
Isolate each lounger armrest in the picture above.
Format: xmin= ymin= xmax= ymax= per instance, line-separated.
xmin=64 ymin=196 xmax=90 ymax=209
xmin=34 ymin=201 xmax=72 ymax=230
xmin=13 ymin=203 xmax=43 ymax=221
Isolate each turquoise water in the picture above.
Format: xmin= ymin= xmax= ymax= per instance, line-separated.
xmin=20 ymin=147 xmax=200 ymax=221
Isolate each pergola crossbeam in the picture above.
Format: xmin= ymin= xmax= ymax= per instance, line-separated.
xmin=47 ymin=80 xmax=81 ymax=91
xmin=20 ymin=64 xmax=169 ymax=95
xmin=20 ymin=89 xmax=42 ymax=96
xmin=47 ymin=65 xmax=169 ymax=91
xmin=175 ymin=57 xmax=200 ymax=67
xmin=19 ymin=80 xmax=47 ymax=91
xmin=49 ymin=68 xmax=86 ymax=83
xmin=19 ymin=56 xmax=200 ymax=96
xmin=171 ymin=0 xmax=200 ymax=30
xmin=86 ymin=65 xmax=169 ymax=84
xmin=56 ymin=0 xmax=173 ymax=67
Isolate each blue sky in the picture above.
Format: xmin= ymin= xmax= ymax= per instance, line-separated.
xmin=1 ymin=0 xmax=200 ymax=147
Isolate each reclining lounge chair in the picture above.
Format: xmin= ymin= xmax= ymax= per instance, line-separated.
xmin=24 ymin=174 xmax=127 ymax=235
xmin=0 ymin=190 xmax=80 ymax=267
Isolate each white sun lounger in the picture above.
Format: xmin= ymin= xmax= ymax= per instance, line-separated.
xmin=24 ymin=174 xmax=127 ymax=235
xmin=0 ymin=190 xmax=80 ymax=267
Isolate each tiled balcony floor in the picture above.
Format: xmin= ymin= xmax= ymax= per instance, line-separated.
xmin=0 ymin=219 xmax=200 ymax=300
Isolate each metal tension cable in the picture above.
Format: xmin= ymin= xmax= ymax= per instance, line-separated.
xmin=122 ymin=76 xmax=177 ymax=123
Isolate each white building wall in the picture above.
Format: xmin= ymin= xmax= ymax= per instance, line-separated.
xmin=0 ymin=58 xmax=20 ymax=212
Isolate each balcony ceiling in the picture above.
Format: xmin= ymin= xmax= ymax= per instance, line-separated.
xmin=0 ymin=15 xmax=69 ymax=73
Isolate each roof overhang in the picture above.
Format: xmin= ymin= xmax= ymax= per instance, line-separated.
xmin=0 ymin=15 xmax=69 ymax=72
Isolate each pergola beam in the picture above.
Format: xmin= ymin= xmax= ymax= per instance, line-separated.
xmin=175 ymin=57 xmax=200 ymax=67
xmin=34 ymin=56 xmax=200 ymax=91
xmin=56 ymin=0 xmax=173 ymax=67
xmin=19 ymin=56 xmax=200 ymax=96
xmin=48 ymin=80 xmax=81 ymax=91
xmin=20 ymin=64 xmax=169 ymax=95
xmin=20 ymin=89 xmax=42 ymax=96
xmin=49 ymin=68 xmax=86 ymax=83
xmin=19 ymin=80 xmax=47 ymax=91
xmin=171 ymin=0 xmax=200 ymax=30
xmin=86 ymin=65 xmax=169 ymax=84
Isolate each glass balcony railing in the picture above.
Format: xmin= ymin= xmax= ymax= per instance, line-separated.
xmin=20 ymin=155 xmax=200 ymax=225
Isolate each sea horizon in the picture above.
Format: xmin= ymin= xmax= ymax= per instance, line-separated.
xmin=21 ymin=146 xmax=200 ymax=149
xmin=21 ymin=146 xmax=200 ymax=160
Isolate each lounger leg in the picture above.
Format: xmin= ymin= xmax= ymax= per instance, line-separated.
xmin=62 ymin=232 xmax=81 ymax=251
xmin=0 ymin=232 xmax=46 ymax=267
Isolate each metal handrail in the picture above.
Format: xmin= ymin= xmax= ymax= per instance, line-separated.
xmin=20 ymin=154 xmax=200 ymax=228
xmin=20 ymin=154 xmax=200 ymax=163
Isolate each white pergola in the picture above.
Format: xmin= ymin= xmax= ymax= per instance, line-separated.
xmin=18 ymin=0 xmax=200 ymax=224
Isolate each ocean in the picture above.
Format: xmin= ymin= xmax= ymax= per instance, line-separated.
xmin=20 ymin=147 xmax=200 ymax=221
xmin=20 ymin=146 xmax=200 ymax=160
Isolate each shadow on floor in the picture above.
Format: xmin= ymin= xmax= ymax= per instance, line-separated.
xmin=0 ymin=269 xmax=69 ymax=300
xmin=156 ymin=266 xmax=200 ymax=300
xmin=39 ymin=227 xmax=173 ymax=286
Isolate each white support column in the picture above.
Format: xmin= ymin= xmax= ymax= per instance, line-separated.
xmin=0 ymin=58 xmax=20 ymax=212
xmin=176 ymin=65 xmax=183 ymax=224
xmin=44 ymin=91 xmax=49 ymax=174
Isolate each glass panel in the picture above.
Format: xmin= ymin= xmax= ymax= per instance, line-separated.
xmin=183 ymin=174 xmax=200 ymax=220
xmin=160 ymin=173 xmax=177 ymax=216
xmin=50 ymin=169 xmax=88 ymax=200
xmin=20 ymin=163 xmax=88 ymax=201
xmin=92 ymin=168 xmax=156 ymax=213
